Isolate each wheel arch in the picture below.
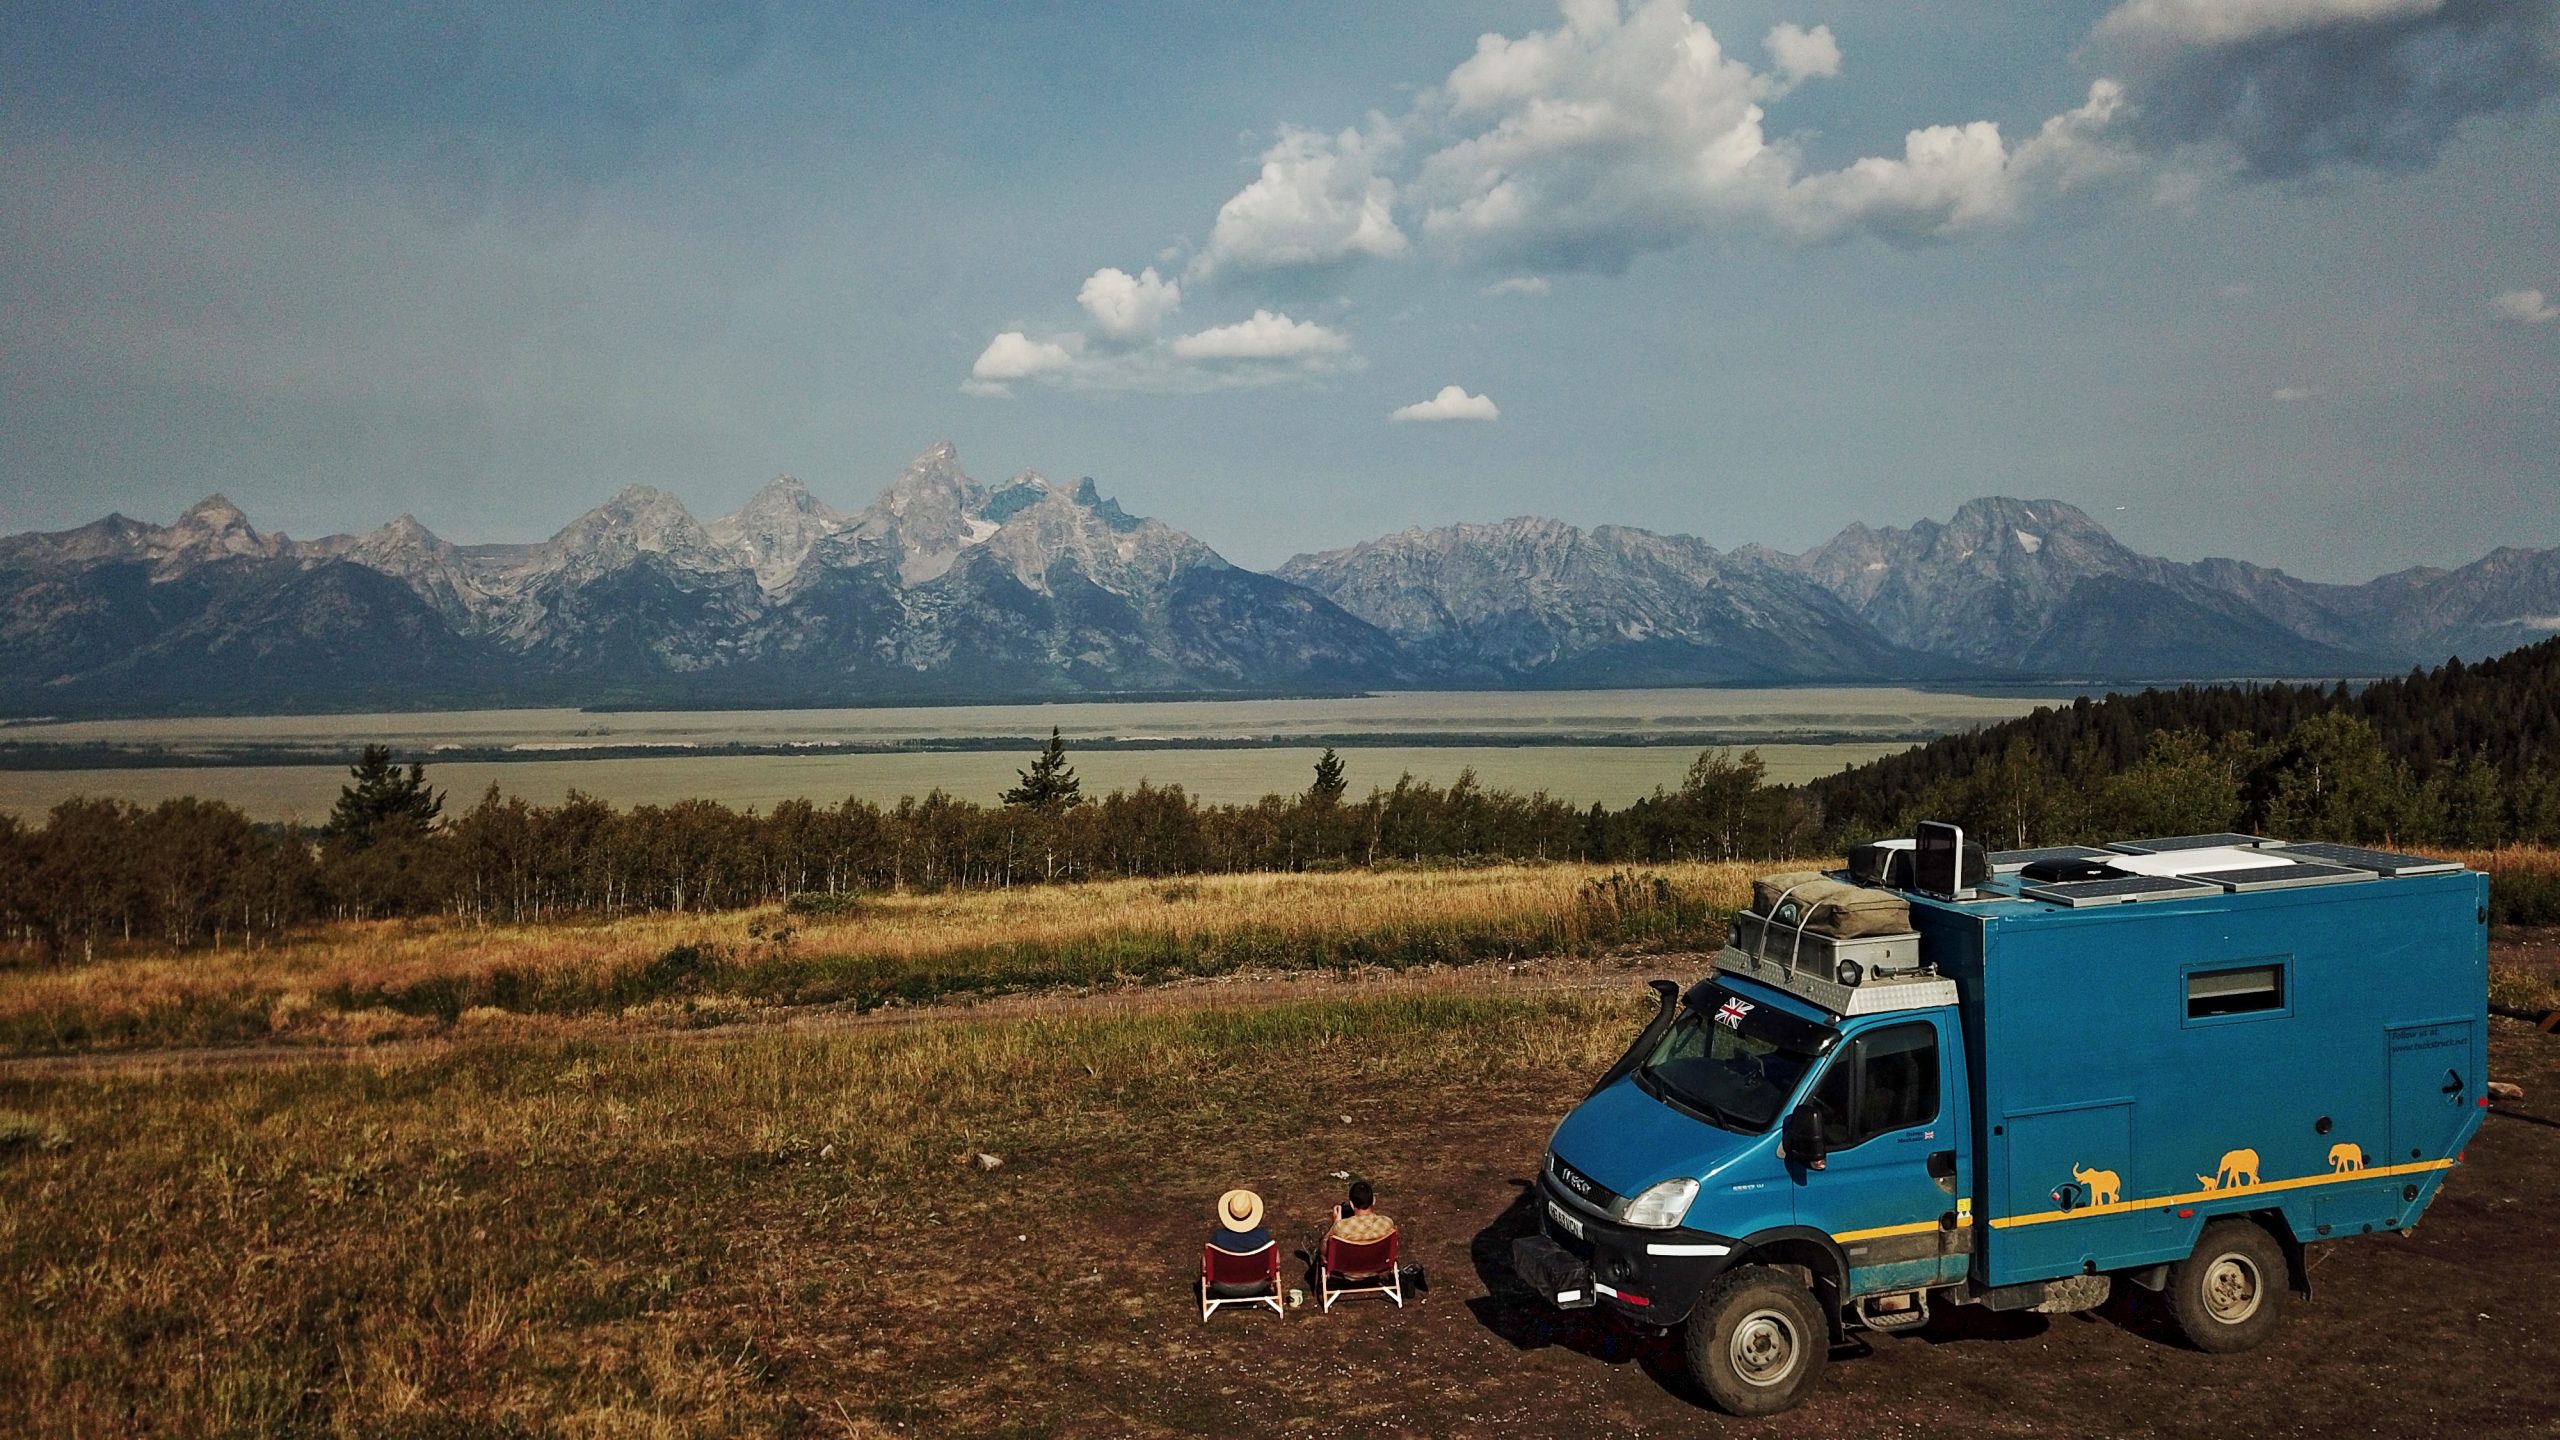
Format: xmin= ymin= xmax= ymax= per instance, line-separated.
xmin=2229 ymin=1207 xmax=2313 ymax=1299
xmin=1728 ymin=1226 xmax=1851 ymax=1339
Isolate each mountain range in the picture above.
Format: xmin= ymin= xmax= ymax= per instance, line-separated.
xmin=4 ymin=443 xmax=2556 ymax=715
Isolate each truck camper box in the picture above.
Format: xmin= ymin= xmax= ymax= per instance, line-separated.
xmin=1511 ymin=827 xmax=2489 ymax=1417
xmin=1915 ymin=844 xmax=2485 ymax=1289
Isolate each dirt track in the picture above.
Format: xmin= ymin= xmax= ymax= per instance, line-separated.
xmin=0 ymin=951 xmax=1672 ymax=1079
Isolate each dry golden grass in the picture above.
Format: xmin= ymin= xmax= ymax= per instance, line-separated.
xmin=0 ymin=862 xmax=1760 ymax=1054
xmin=0 ymin=987 xmax=1649 ymax=1437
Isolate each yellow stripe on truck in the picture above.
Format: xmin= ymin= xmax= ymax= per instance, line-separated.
xmin=1986 ymin=1157 xmax=2456 ymax=1232
xmin=1831 ymin=1214 xmax=1972 ymax=1244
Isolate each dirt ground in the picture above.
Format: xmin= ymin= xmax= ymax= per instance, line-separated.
xmin=746 ymin=1014 xmax=2556 ymax=1439
xmin=10 ymin=940 xmax=2557 ymax=1437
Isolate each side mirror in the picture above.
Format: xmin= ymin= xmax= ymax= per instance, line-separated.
xmin=1784 ymin=1104 xmax=1829 ymax=1172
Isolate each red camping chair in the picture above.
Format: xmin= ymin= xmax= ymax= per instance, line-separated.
xmin=1199 ymin=1243 xmax=1283 ymax=1322
xmin=1319 ymin=1231 xmax=1403 ymax=1311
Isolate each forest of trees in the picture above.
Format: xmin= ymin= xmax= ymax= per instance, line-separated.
xmin=1811 ymin=635 xmax=2560 ymax=848
xmin=3 ymin=637 xmax=2556 ymax=962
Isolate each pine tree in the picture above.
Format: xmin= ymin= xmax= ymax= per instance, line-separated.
xmin=1002 ymin=728 xmax=1084 ymax=809
xmin=325 ymin=745 xmax=444 ymax=848
xmin=1309 ymin=747 xmax=1348 ymax=805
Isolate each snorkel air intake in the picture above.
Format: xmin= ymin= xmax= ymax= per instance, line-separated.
xmin=1588 ymin=979 xmax=1681 ymax=1099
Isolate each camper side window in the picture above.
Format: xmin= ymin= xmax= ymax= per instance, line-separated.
xmin=2186 ymin=961 xmax=2286 ymax=1020
xmin=1806 ymin=1022 xmax=1941 ymax=1150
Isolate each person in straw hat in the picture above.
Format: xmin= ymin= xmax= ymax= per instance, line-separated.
xmin=1209 ymin=1188 xmax=1272 ymax=1256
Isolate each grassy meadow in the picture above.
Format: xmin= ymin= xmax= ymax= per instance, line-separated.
xmin=0 ymin=989 xmax=1649 ymax=1438
xmin=0 ymin=862 xmax=1759 ymax=1055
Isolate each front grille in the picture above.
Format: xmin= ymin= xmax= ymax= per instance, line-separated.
xmin=1548 ymin=1152 xmax=1622 ymax=1216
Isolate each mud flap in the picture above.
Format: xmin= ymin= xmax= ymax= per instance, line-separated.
xmin=1512 ymin=1235 xmax=1597 ymax=1309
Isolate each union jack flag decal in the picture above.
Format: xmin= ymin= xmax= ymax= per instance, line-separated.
xmin=1715 ymin=997 xmax=1755 ymax=1029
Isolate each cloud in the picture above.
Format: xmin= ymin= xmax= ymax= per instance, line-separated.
xmin=1764 ymin=23 xmax=1842 ymax=87
xmin=1390 ymin=385 xmax=1501 ymax=422
xmin=1484 ymin=276 xmax=1551 ymax=297
xmin=1401 ymin=0 xmax=2131 ymax=267
xmin=1191 ymin=124 xmax=1408 ymax=280
xmin=1168 ymin=309 xmax=1350 ymax=360
xmin=965 ymin=331 xmax=1079 ymax=396
xmin=2272 ymin=385 xmax=2321 ymax=400
xmin=2096 ymin=0 xmax=2448 ymax=50
xmin=2495 ymin=288 xmax=2560 ymax=324
xmin=2088 ymin=0 xmax=2560 ymax=178
xmin=1077 ymin=266 xmax=1182 ymax=340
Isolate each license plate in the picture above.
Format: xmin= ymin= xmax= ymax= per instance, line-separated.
xmin=1547 ymin=1199 xmax=1586 ymax=1240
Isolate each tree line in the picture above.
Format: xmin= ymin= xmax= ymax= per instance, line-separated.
xmin=0 ymin=741 xmax=1812 ymax=959
xmin=6 ymin=638 xmax=2557 ymax=961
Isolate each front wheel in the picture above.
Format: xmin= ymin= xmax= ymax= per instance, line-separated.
xmin=1683 ymin=1265 xmax=1829 ymax=1417
xmin=2166 ymin=1218 xmax=2287 ymax=1354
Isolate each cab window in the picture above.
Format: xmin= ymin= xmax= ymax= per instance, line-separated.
xmin=1804 ymin=1021 xmax=1940 ymax=1150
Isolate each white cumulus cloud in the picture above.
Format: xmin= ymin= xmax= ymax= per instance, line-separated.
xmin=1390 ymin=385 xmax=1501 ymax=422
xmin=1764 ymin=22 xmax=1841 ymax=87
xmin=1076 ymin=266 xmax=1182 ymax=340
xmin=1403 ymin=0 xmax=2135 ymax=267
xmin=1192 ymin=124 xmax=1407 ymax=280
xmin=1168 ymin=309 xmax=1350 ymax=361
xmin=964 ymin=331 xmax=1078 ymax=396
xmin=2494 ymin=288 xmax=2560 ymax=324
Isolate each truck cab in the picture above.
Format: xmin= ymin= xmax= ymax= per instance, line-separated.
xmin=1511 ymin=827 xmax=2489 ymax=1417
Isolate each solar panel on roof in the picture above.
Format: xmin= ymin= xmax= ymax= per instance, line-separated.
xmin=2103 ymin=833 xmax=2283 ymax=854
xmin=1989 ymin=845 xmax=2114 ymax=872
xmin=2184 ymin=862 xmax=2369 ymax=893
xmin=2019 ymin=875 xmax=2221 ymax=907
xmin=2275 ymin=842 xmax=2461 ymax=877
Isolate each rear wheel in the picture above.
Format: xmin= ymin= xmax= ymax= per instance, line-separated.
xmin=1684 ymin=1265 xmax=1828 ymax=1417
xmin=2166 ymin=1219 xmax=2286 ymax=1354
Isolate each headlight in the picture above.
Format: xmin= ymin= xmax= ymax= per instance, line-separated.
xmin=1619 ymin=1177 xmax=1699 ymax=1229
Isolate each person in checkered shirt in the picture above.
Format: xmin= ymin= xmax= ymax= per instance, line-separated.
xmin=1326 ymin=1178 xmax=1396 ymax=1245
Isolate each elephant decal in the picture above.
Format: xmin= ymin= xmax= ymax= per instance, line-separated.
xmin=2328 ymin=1142 xmax=2365 ymax=1173
xmin=2197 ymin=1148 xmax=2261 ymax=1191
xmin=2070 ymin=1163 xmax=2122 ymax=1207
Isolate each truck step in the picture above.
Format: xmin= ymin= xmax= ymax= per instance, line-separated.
xmin=1854 ymin=1292 xmax=1932 ymax=1333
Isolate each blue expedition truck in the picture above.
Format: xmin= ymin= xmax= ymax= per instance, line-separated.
xmin=1510 ymin=826 xmax=2490 ymax=1417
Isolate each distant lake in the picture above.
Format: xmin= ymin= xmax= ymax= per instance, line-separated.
xmin=0 ymin=687 xmax=2048 ymax=820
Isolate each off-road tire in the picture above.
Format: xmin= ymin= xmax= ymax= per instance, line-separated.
xmin=1683 ymin=1265 xmax=1829 ymax=1417
xmin=2166 ymin=1219 xmax=2287 ymax=1354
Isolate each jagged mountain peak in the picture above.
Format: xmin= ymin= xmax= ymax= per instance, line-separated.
xmin=710 ymin=474 xmax=849 ymax=591
xmin=356 ymin=514 xmax=447 ymax=551
xmin=153 ymin=492 xmax=282 ymax=567
xmin=177 ymin=493 xmax=250 ymax=527
xmin=538 ymin=486 xmax=723 ymax=575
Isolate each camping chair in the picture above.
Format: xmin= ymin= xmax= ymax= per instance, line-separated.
xmin=1200 ymin=1243 xmax=1283 ymax=1322
xmin=1319 ymin=1231 xmax=1403 ymax=1311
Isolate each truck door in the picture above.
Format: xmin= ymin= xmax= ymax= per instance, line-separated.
xmin=1794 ymin=1014 xmax=1971 ymax=1295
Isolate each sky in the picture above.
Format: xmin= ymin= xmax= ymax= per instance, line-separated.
xmin=2 ymin=0 xmax=2556 ymax=581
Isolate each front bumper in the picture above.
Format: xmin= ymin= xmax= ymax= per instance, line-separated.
xmin=1508 ymin=1173 xmax=1739 ymax=1326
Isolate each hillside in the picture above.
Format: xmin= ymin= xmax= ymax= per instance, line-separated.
xmin=1808 ymin=635 xmax=2560 ymax=843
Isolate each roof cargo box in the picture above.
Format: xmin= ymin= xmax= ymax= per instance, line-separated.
xmin=1749 ymin=871 xmax=1912 ymax=939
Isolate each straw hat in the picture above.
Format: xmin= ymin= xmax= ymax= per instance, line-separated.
xmin=1216 ymin=1188 xmax=1265 ymax=1232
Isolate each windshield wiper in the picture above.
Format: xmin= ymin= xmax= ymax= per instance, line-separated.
xmin=1637 ymin=1066 xmax=1742 ymax=1131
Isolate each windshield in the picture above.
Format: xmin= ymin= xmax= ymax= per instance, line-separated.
xmin=1636 ymin=984 xmax=1834 ymax=1133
